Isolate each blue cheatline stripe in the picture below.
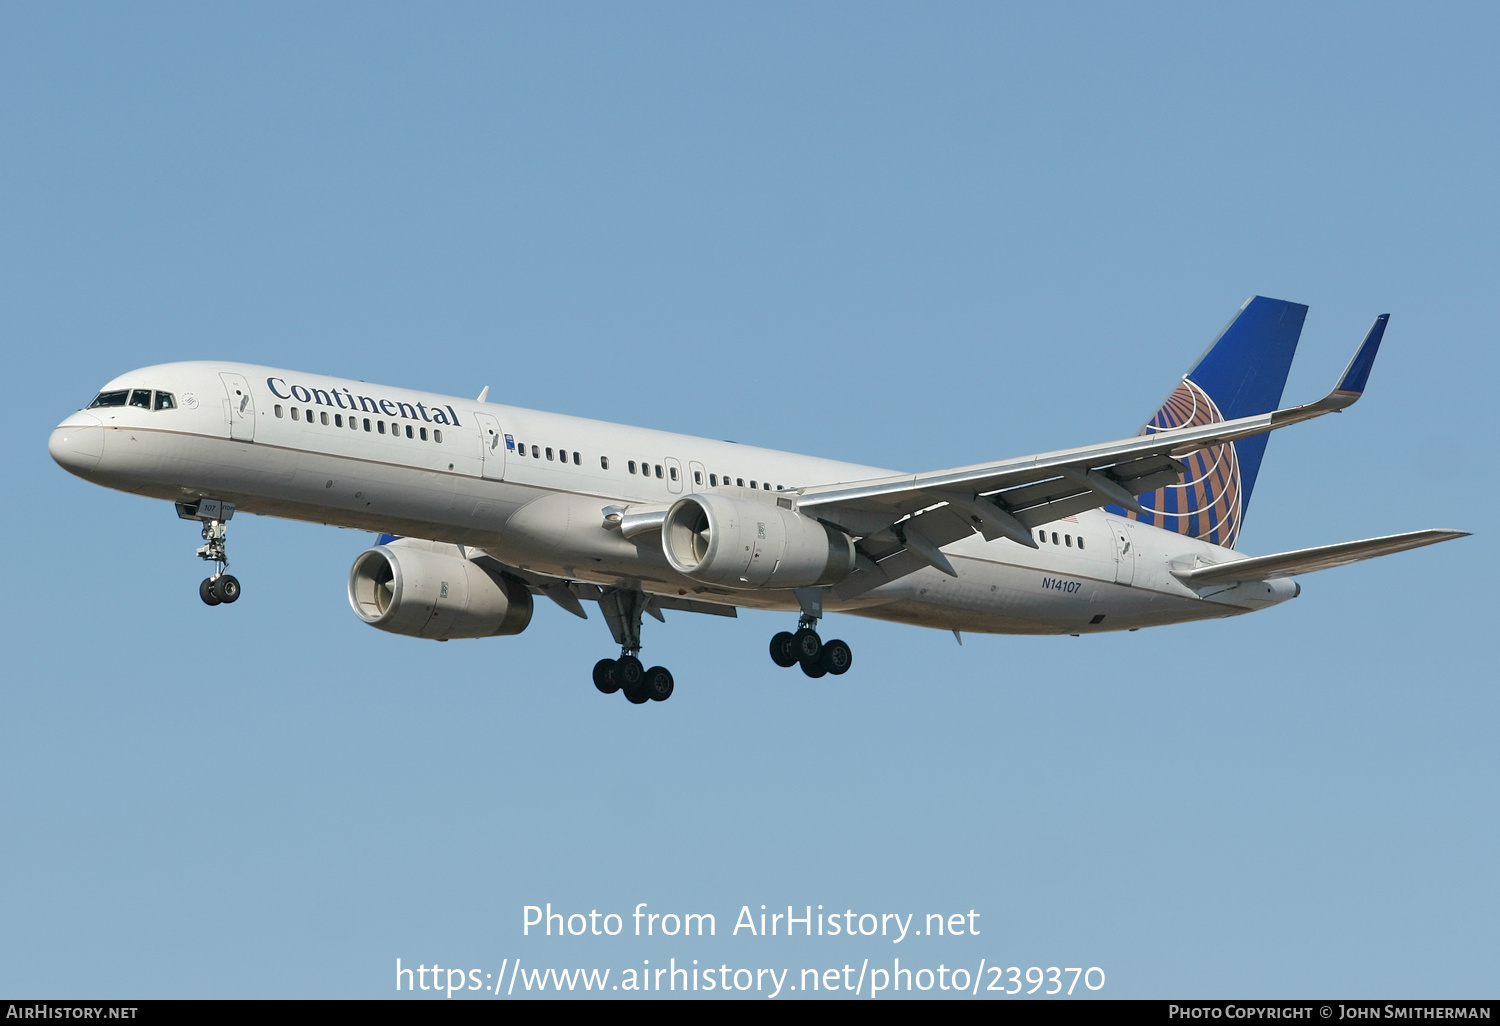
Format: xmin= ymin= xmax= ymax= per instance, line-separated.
xmin=377 ymin=534 xmax=399 ymax=545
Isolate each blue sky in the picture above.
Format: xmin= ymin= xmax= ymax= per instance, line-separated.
xmin=2 ymin=3 xmax=1495 ymax=998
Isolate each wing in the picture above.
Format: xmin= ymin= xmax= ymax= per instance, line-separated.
xmin=795 ymin=316 xmax=1390 ymax=598
xmin=1172 ymin=529 xmax=1469 ymax=585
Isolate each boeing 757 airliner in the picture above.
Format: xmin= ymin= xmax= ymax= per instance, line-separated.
xmin=48 ymin=298 xmax=1466 ymax=703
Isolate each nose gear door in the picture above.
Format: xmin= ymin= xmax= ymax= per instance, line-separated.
xmin=219 ymin=372 xmax=255 ymax=441
xmin=473 ymin=412 xmax=506 ymax=481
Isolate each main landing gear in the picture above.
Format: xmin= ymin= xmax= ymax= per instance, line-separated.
xmin=770 ymin=615 xmax=853 ymax=679
xmin=178 ymin=498 xmax=241 ymax=607
xmin=592 ymin=588 xmax=674 ymax=704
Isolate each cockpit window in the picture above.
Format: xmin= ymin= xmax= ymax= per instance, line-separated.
xmin=87 ymin=390 xmax=129 ymax=408
xmin=129 ymin=389 xmax=152 ymax=409
xmin=153 ymin=391 xmax=176 ymax=410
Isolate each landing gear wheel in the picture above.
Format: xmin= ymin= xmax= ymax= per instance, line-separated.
xmin=792 ymin=627 xmax=822 ymax=662
xmin=801 ymin=655 xmax=828 ymax=679
xmin=821 ymin=639 xmax=852 ymax=675
xmin=615 ymin=655 xmax=645 ymax=689
xmin=199 ymin=578 xmax=222 ymax=606
xmin=622 ymin=681 xmax=651 ymax=705
xmin=593 ymin=658 xmax=620 ymax=694
xmin=213 ymin=575 xmax=241 ymax=604
xmin=644 ymin=666 xmax=675 ymax=702
xmin=770 ymin=631 xmax=798 ymax=668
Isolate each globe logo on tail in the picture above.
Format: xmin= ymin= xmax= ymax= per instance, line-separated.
xmin=1130 ymin=377 xmax=1243 ymax=548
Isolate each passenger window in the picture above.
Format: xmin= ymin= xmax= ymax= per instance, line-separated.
xmin=87 ymin=390 xmax=129 ymax=409
xmin=736 ymin=478 xmax=744 ymax=487
xmin=129 ymin=389 xmax=152 ymax=409
xmin=709 ymin=474 xmax=717 ymax=486
xmin=405 ymin=424 xmax=413 ymax=438
xmin=655 ymin=465 xmax=663 ymax=479
xmin=363 ymin=418 xmax=372 ymax=431
xmin=378 ymin=421 xmax=386 ymax=434
xmin=1038 ymin=531 xmax=1045 ymax=543
xmin=763 ymin=483 xmax=770 ymax=491
xmin=322 ymin=412 xmax=330 ymax=426
xmin=1078 ymin=537 xmax=1085 ymax=550
xmin=600 ymin=456 xmax=609 ymax=470
xmin=334 ymin=414 xmax=343 ymax=427
xmin=1052 ymin=532 xmax=1059 ymax=545
xmin=670 ymin=467 xmax=679 ymax=481
xmin=419 ymin=427 xmax=427 ymax=440
xmin=531 ymin=445 xmax=539 ymax=458
xmin=693 ymin=471 xmax=702 ymax=485
xmin=154 ymin=392 xmax=176 ymax=411
xmin=1065 ymin=535 xmax=1072 ymax=547
xmin=291 ymin=408 xmax=300 ymax=421
xmin=546 ymin=447 xmax=554 ymax=461
xmin=573 ymin=452 xmax=581 ymax=466
xmin=749 ymin=480 xmax=757 ymax=489
xmin=434 ymin=429 xmax=443 ymax=443
xmin=274 ymin=404 xmax=284 ymax=418
xmin=628 ymin=461 xmax=637 ymax=474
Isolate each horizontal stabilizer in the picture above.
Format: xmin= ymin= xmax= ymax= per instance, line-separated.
xmin=1175 ymin=529 xmax=1468 ymax=585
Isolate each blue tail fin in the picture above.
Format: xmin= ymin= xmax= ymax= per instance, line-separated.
xmin=1117 ymin=296 xmax=1307 ymax=548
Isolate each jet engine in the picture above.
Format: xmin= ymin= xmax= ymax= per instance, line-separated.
xmin=348 ymin=539 xmax=533 ymax=640
xmin=662 ymin=493 xmax=855 ymax=589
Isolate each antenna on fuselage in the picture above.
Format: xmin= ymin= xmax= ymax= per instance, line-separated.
xmin=476 ymin=386 xmax=489 ymax=403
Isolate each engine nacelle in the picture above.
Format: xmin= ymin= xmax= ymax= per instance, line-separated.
xmin=662 ymin=492 xmax=855 ymax=589
xmin=348 ymin=539 xmax=533 ymax=640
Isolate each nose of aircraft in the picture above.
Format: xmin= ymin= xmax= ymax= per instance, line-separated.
xmin=49 ymin=414 xmax=105 ymax=476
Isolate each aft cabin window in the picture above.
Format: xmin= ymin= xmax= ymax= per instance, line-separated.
xmin=628 ymin=460 xmax=637 ymax=474
xmin=545 ymin=447 xmax=554 ymax=461
xmin=1052 ymin=532 xmax=1059 ymax=545
xmin=1078 ymin=537 xmax=1085 ymax=550
xmin=655 ymin=465 xmax=663 ymax=479
xmin=154 ymin=392 xmax=176 ymax=410
xmin=87 ymin=390 xmax=129 ymax=409
xmin=600 ymin=456 xmax=609 ymax=470
xmin=531 ymin=445 xmax=539 ymax=458
xmin=573 ymin=452 xmax=581 ymax=466
xmin=1038 ymin=530 xmax=1046 ymax=543
xmin=1065 ymin=535 xmax=1072 ymax=547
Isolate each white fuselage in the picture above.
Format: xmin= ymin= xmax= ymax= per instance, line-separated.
xmin=48 ymin=361 xmax=1297 ymax=636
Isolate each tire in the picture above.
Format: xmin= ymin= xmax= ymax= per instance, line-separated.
xmin=821 ymin=639 xmax=852 ymax=675
xmin=615 ymin=655 xmax=645 ymax=689
xmin=592 ymin=658 xmax=620 ymax=694
xmin=801 ymin=655 xmax=828 ymax=678
xmin=769 ymin=631 xmax=798 ymax=668
xmin=199 ymin=578 xmax=221 ymax=606
xmin=214 ymin=575 xmax=241 ymax=604
xmin=644 ymin=666 xmax=675 ymax=702
xmin=792 ymin=627 xmax=822 ymax=662
xmin=622 ymin=681 xmax=651 ymax=705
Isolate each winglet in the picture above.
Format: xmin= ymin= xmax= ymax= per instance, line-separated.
xmin=1334 ymin=314 xmax=1388 ymax=398
xmin=1278 ymin=313 xmax=1390 ymax=419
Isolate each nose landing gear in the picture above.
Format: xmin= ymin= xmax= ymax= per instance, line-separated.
xmin=178 ymin=499 xmax=241 ymax=606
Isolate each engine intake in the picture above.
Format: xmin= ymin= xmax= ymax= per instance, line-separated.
xmin=348 ymin=540 xmax=533 ymax=640
xmin=663 ymin=493 xmax=854 ymax=589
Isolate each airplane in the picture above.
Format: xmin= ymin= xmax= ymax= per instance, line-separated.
xmin=48 ymin=296 xmax=1466 ymax=704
